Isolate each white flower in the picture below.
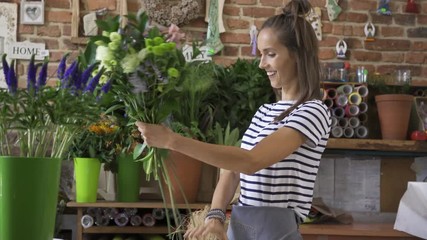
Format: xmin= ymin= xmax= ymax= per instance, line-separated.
xmin=96 ymin=46 xmax=114 ymax=62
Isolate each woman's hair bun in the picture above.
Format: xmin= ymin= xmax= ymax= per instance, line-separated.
xmin=282 ymin=0 xmax=311 ymax=16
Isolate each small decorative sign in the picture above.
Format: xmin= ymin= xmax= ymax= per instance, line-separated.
xmin=20 ymin=0 xmax=45 ymax=25
xmin=182 ymin=44 xmax=212 ymax=62
xmin=364 ymin=22 xmax=376 ymax=42
xmin=8 ymin=41 xmax=49 ymax=60
xmin=336 ymin=39 xmax=347 ymax=59
xmin=0 ymin=2 xmax=18 ymax=88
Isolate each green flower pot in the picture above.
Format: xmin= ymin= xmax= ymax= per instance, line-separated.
xmin=117 ymin=153 xmax=142 ymax=202
xmin=0 ymin=156 xmax=61 ymax=240
xmin=74 ymin=157 xmax=101 ymax=202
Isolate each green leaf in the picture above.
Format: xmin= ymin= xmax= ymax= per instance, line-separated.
xmin=133 ymin=142 xmax=147 ymax=160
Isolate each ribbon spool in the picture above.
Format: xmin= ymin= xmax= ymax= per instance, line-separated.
xmin=414 ymin=89 xmax=425 ymax=96
xmin=359 ymin=112 xmax=368 ymax=123
xmin=338 ymin=118 xmax=349 ymax=128
xmin=333 ymin=107 xmax=346 ymax=118
xmin=331 ymin=126 xmax=344 ymax=138
xmin=348 ymin=116 xmax=361 ymax=128
xmin=335 ymin=94 xmax=349 ymax=107
xmin=355 ymin=85 xmax=369 ymax=98
xmin=355 ymin=125 xmax=369 ymax=138
xmin=343 ymin=127 xmax=355 ymax=138
xmin=348 ymin=92 xmax=362 ymax=105
xmin=327 ymin=88 xmax=338 ymax=99
xmin=324 ymin=98 xmax=334 ymax=108
xmin=345 ymin=104 xmax=360 ymax=117
xmin=337 ymin=84 xmax=353 ymax=95
xmin=358 ymin=102 xmax=368 ymax=114
xmin=331 ymin=116 xmax=338 ymax=127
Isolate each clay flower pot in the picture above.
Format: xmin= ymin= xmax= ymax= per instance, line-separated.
xmin=375 ymin=94 xmax=414 ymax=140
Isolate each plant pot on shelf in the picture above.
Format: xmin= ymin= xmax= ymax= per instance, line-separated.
xmin=162 ymin=151 xmax=203 ymax=204
xmin=375 ymin=94 xmax=414 ymax=140
xmin=0 ymin=156 xmax=62 ymax=240
xmin=117 ymin=153 xmax=142 ymax=202
xmin=74 ymin=157 xmax=101 ymax=202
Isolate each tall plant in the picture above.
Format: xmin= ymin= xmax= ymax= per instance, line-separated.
xmin=0 ymin=54 xmax=103 ymax=158
xmin=209 ymin=58 xmax=276 ymax=138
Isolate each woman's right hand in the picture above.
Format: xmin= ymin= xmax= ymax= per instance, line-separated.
xmin=184 ymin=218 xmax=228 ymax=240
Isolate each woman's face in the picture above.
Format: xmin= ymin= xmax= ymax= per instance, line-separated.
xmin=257 ymin=28 xmax=297 ymax=89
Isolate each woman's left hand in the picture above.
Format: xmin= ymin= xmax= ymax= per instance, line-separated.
xmin=135 ymin=121 xmax=175 ymax=149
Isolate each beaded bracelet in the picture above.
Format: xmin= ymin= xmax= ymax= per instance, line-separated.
xmin=205 ymin=208 xmax=226 ymax=224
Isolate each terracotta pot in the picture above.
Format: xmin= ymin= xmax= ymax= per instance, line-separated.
xmin=162 ymin=151 xmax=203 ymax=204
xmin=375 ymin=94 xmax=414 ymax=140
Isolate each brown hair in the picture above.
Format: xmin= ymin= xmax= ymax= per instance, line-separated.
xmin=261 ymin=0 xmax=321 ymax=121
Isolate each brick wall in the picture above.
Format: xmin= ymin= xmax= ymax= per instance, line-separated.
xmin=9 ymin=0 xmax=427 ymax=83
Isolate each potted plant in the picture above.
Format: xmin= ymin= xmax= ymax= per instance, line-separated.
xmin=368 ymin=72 xmax=413 ymax=140
xmin=0 ymin=54 xmax=105 ymax=240
xmin=67 ymin=113 xmax=121 ymax=202
xmin=208 ymin=58 xmax=277 ymax=138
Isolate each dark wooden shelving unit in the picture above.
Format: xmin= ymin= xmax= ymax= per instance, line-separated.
xmin=326 ymin=138 xmax=427 ymax=157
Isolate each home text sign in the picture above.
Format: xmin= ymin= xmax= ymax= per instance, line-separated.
xmin=8 ymin=41 xmax=49 ymax=60
xmin=182 ymin=44 xmax=212 ymax=62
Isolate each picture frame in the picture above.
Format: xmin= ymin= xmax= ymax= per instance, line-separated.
xmin=20 ymin=0 xmax=45 ymax=25
xmin=0 ymin=2 xmax=18 ymax=88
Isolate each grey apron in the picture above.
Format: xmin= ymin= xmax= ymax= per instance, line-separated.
xmin=227 ymin=205 xmax=302 ymax=240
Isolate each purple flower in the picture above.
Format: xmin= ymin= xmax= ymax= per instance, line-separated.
xmin=36 ymin=59 xmax=49 ymax=89
xmin=101 ymin=78 xmax=113 ymax=94
xmin=7 ymin=60 xmax=17 ymax=94
xmin=79 ymin=63 xmax=97 ymax=90
xmin=27 ymin=55 xmax=37 ymax=91
xmin=61 ymin=60 xmax=78 ymax=88
xmin=57 ymin=53 xmax=70 ymax=79
xmin=84 ymin=69 xmax=104 ymax=93
xmin=2 ymin=54 xmax=9 ymax=85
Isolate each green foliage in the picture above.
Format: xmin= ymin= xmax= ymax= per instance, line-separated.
xmin=67 ymin=115 xmax=121 ymax=172
xmin=171 ymin=61 xmax=217 ymax=141
xmin=209 ymin=58 xmax=276 ymax=139
xmin=368 ymin=73 xmax=411 ymax=95
xmin=213 ymin=122 xmax=242 ymax=147
xmin=0 ymin=85 xmax=101 ymax=158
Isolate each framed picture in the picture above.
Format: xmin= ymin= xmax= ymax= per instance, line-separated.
xmin=0 ymin=3 xmax=18 ymax=88
xmin=20 ymin=0 xmax=44 ymax=25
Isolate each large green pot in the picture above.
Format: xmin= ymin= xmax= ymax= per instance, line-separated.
xmin=117 ymin=153 xmax=142 ymax=202
xmin=0 ymin=156 xmax=62 ymax=240
xmin=74 ymin=157 xmax=101 ymax=202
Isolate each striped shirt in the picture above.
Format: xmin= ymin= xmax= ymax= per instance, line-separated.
xmin=237 ymin=99 xmax=332 ymax=219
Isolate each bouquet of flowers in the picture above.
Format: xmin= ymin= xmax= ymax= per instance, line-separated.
xmin=82 ymin=11 xmax=215 ymax=236
xmin=0 ymin=53 xmax=107 ymax=158
xmin=84 ymin=11 xmax=208 ymax=175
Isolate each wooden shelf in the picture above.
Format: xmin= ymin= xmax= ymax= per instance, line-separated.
xmin=83 ymin=226 xmax=169 ymax=234
xmin=300 ymin=223 xmax=415 ymax=238
xmin=326 ymin=138 xmax=427 ymax=155
xmin=67 ymin=201 xmax=210 ymax=209
xmin=70 ymin=37 xmax=89 ymax=45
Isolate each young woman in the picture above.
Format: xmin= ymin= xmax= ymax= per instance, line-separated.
xmin=136 ymin=0 xmax=331 ymax=239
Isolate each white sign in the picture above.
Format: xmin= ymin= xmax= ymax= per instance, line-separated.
xmin=182 ymin=44 xmax=212 ymax=62
xmin=0 ymin=3 xmax=17 ymax=88
xmin=8 ymin=41 xmax=49 ymax=60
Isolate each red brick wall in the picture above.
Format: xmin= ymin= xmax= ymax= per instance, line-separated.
xmin=10 ymin=0 xmax=427 ymax=83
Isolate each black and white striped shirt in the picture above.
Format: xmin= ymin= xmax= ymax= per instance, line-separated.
xmin=238 ymin=99 xmax=332 ymax=219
